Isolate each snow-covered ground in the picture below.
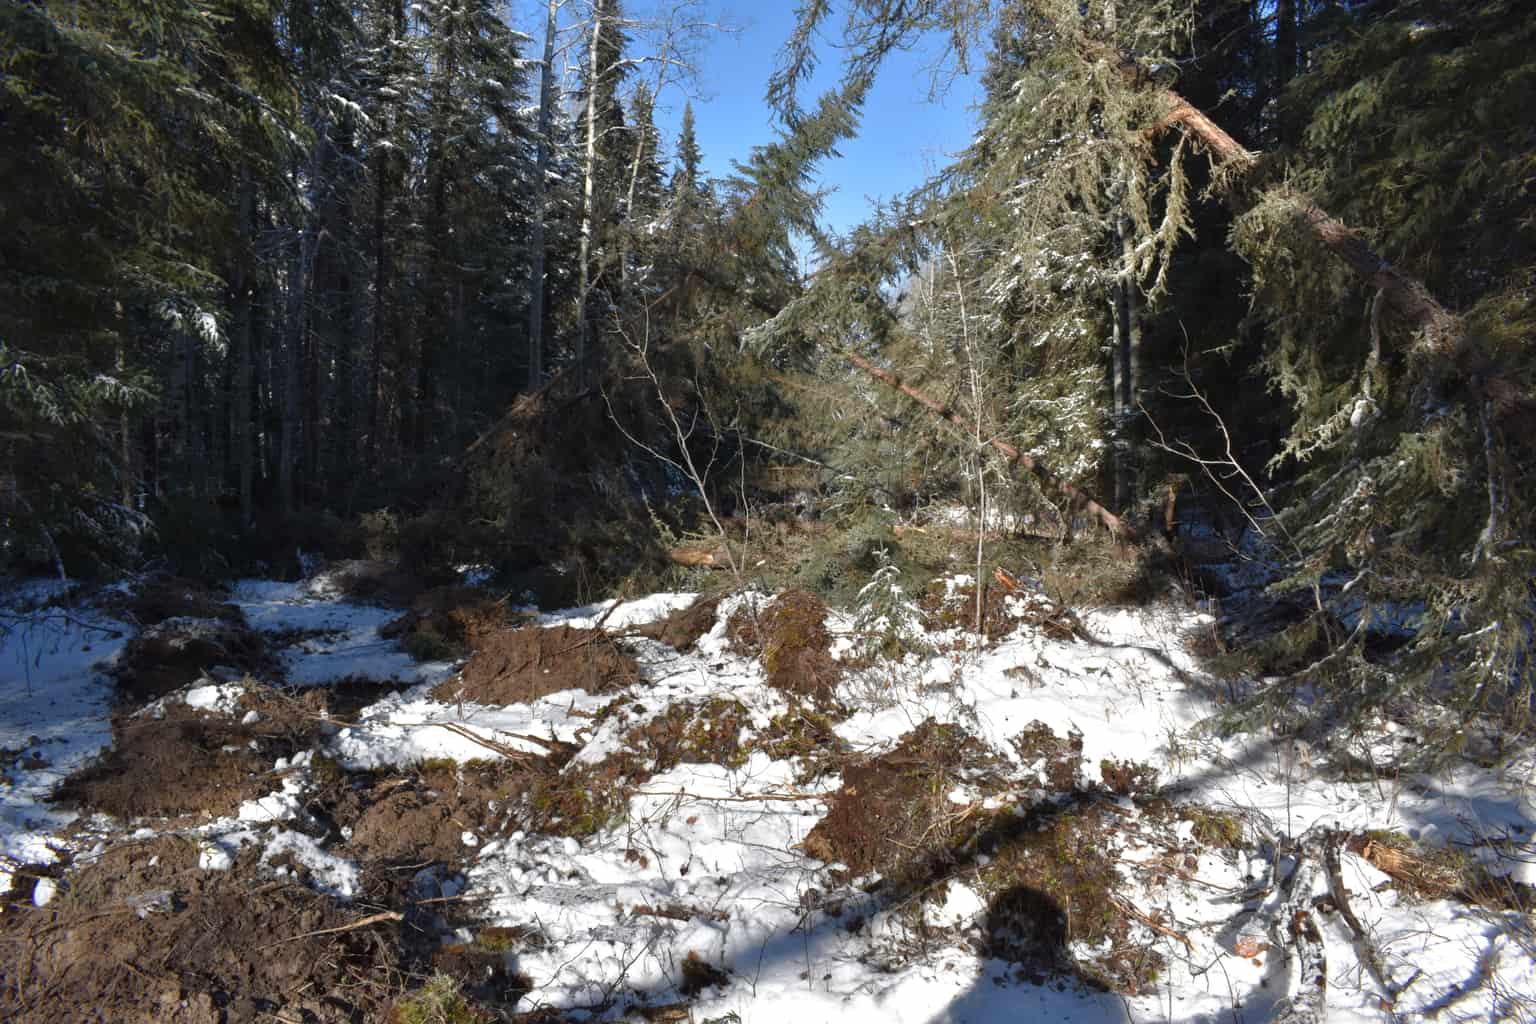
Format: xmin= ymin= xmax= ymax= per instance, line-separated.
xmin=2 ymin=572 xmax=1532 ymax=1022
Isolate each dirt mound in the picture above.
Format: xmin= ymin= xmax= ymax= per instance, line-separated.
xmin=0 ymin=838 xmax=403 ymax=1023
xmin=57 ymin=685 xmax=319 ymax=821
xmin=346 ymin=762 xmax=527 ymax=867
xmin=434 ymin=624 xmax=640 ymax=705
xmin=108 ymin=575 xmax=244 ymax=627
xmin=114 ymin=619 xmax=279 ymax=705
xmin=728 ymin=590 xmax=842 ymax=704
xmin=382 ymin=585 xmax=518 ymax=662
xmin=308 ymin=559 xmax=426 ymax=606
xmin=634 ymin=595 xmax=722 ymax=651
xmin=800 ymin=720 xmax=1002 ymax=885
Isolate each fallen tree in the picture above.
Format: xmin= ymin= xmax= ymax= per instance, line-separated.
xmin=843 ymin=350 xmax=1129 ymax=538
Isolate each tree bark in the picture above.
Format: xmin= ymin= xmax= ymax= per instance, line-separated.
xmin=233 ymin=166 xmax=255 ymax=527
xmin=527 ymin=0 xmax=559 ymax=391
xmin=576 ymin=5 xmax=604 ymax=378
xmin=844 ymin=352 xmax=1128 ymax=537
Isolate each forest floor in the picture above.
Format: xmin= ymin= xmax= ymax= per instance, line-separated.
xmin=1 ymin=559 xmax=1533 ymax=1023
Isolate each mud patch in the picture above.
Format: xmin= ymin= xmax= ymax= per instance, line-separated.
xmin=634 ymin=595 xmax=722 ymax=651
xmin=114 ymin=619 xmax=279 ymax=706
xmin=434 ymin=624 xmax=640 ymax=705
xmin=0 ymin=837 xmax=403 ymax=1023
xmin=800 ymin=720 xmax=1003 ymax=885
xmin=57 ymin=685 xmax=320 ymax=821
xmin=728 ymin=590 xmax=841 ymax=704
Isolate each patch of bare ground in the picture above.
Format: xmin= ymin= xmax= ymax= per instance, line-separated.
xmin=345 ymin=760 xmax=532 ymax=869
xmin=632 ymin=595 xmax=722 ymax=651
xmin=1010 ymin=721 xmax=1087 ymax=792
xmin=0 ymin=837 xmax=405 ymax=1023
xmin=800 ymin=720 xmax=1005 ymax=887
xmin=56 ymin=684 xmax=323 ymax=821
xmin=747 ymin=708 xmax=849 ymax=784
xmin=726 ymin=590 xmax=842 ymax=704
xmin=382 ymin=585 xmax=524 ymax=662
xmin=113 ymin=619 xmax=280 ymax=706
xmin=433 ymin=624 xmax=640 ymax=705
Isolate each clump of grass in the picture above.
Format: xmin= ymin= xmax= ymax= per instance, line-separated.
xmin=389 ymin=974 xmax=483 ymax=1024
xmin=1179 ymin=806 xmax=1245 ymax=849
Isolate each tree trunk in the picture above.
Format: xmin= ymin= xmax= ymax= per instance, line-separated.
xmin=233 ymin=167 xmax=255 ymax=527
xmin=844 ymin=352 xmax=1128 ymax=537
xmin=576 ymin=7 xmax=603 ymax=378
xmin=527 ymin=0 xmax=558 ymax=391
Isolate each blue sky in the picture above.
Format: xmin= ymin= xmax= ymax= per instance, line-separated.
xmin=660 ymin=5 xmax=982 ymax=238
xmin=513 ymin=2 xmax=982 ymax=244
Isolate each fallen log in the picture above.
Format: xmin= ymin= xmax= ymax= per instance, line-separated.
xmin=1115 ymin=51 xmax=1527 ymax=418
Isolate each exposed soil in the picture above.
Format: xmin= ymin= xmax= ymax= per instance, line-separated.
xmin=1010 ymin=722 xmax=1086 ymax=792
xmin=633 ymin=595 xmax=722 ymax=651
xmin=800 ymin=720 xmax=1003 ymax=885
xmin=0 ymin=838 xmax=404 ymax=1023
xmin=57 ymin=685 xmax=322 ymax=821
xmin=114 ymin=619 xmax=280 ymax=706
xmin=434 ymin=624 xmax=640 ymax=705
xmin=381 ymin=585 xmax=521 ymax=662
xmin=728 ymin=590 xmax=842 ymax=704
xmin=620 ymin=697 xmax=752 ymax=774
xmin=345 ymin=761 xmax=529 ymax=868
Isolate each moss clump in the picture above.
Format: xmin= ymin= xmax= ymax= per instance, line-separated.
xmin=747 ymin=708 xmax=849 ymax=784
xmin=918 ymin=578 xmax=1017 ymax=639
xmin=523 ymin=764 xmax=630 ymax=838
xmin=624 ymin=698 xmax=752 ymax=774
xmin=1180 ymin=806 xmax=1245 ymax=849
xmin=389 ymin=974 xmax=484 ymax=1024
xmin=978 ymin=803 xmax=1164 ymax=995
xmin=800 ymin=720 xmax=1004 ymax=887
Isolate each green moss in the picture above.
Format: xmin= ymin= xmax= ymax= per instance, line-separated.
xmin=389 ymin=974 xmax=482 ymax=1024
xmin=976 ymin=802 xmax=1164 ymax=995
xmin=1179 ymin=806 xmax=1245 ymax=849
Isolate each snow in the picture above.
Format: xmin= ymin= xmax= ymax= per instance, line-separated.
xmin=3 ymin=570 xmax=1533 ymax=1022
xmin=0 ymin=598 xmax=129 ymax=879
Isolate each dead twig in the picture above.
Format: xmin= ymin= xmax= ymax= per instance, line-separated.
xmin=261 ymin=910 xmax=403 ymax=948
xmin=1110 ymin=895 xmax=1194 ymax=951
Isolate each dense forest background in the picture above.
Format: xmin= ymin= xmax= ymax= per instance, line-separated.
xmin=4 ymin=0 xmax=1533 ymax=738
